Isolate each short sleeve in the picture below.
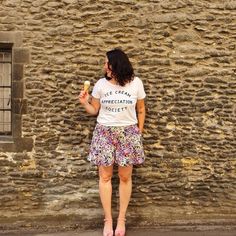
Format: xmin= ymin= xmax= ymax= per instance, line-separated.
xmin=137 ymin=77 xmax=146 ymax=99
xmin=91 ymin=80 xmax=101 ymax=99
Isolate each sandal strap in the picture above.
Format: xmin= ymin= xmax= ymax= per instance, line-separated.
xmin=104 ymin=218 xmax=113 ymax=222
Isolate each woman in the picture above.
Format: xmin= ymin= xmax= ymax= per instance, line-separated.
xmin=79 ymin=48 xmax=146 ymax=236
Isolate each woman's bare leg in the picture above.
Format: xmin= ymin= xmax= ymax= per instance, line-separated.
xmin=99 ymin=165 xmax=114 ymax=234
xmin=116 ymin=165 xmax=133 ymax=231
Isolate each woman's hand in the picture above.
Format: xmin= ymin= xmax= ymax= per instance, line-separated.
xmin=79 ymin=91 xmax=100 ymax=116
xmin=136 ymin=99 xmax=146 ymax=134
xmin=79 ymin=90 xmax=89 ymax=105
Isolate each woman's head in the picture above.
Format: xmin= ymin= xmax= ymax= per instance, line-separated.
xmin=104 ymin=48 xmax=134 ymax=86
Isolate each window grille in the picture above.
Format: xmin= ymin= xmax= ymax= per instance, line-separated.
xmin=0 ymin=49 xmax=12 ymax=135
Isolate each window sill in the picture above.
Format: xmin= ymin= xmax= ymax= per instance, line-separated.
xmin=0 ymin=137 xmax=33 ymax=152
xmin=0 ymin=136 xmax=14 ymax=142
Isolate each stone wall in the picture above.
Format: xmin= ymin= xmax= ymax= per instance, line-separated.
xmin=0 ymin=0 xmax=236 ymax=231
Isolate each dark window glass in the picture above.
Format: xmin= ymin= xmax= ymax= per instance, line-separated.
xmin=0 ymin=49 xmax=12 ymax=135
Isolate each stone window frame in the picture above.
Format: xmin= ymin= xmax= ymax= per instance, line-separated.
xmin=0 ymin=31 xmax=33 ymax=152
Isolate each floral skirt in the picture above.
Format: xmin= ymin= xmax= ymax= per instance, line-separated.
xmin=88 ymin=123 xmax=145 ymax=166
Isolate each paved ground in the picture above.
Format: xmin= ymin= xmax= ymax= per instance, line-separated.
xmin=1 ymin=229 xmax=236 ymax=236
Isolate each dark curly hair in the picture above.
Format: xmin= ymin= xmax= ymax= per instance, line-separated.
xmin=105 ymin=48 xmax=134 ymax=86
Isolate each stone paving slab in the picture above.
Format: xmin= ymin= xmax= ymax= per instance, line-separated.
xmin=1 ymin=229 xmax=236 ymax=236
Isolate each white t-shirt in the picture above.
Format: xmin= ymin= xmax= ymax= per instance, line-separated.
xmin=92 ymin=77 xmax=146 ymax=126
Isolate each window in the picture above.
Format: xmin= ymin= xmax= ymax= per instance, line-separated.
xmin=0 ymin=31 xmax=33 ymax=152
xmin=0 ymin=48 xmax=12 ymax=136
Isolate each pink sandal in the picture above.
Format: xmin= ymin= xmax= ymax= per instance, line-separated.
xmin=103 ymin=218 xmax=113 ymax=236
xmin=115 ymin=218 xmax=126 ymax=236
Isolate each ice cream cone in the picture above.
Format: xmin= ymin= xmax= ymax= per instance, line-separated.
xmin=84 ymin=80 xmax=90 ymax=92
